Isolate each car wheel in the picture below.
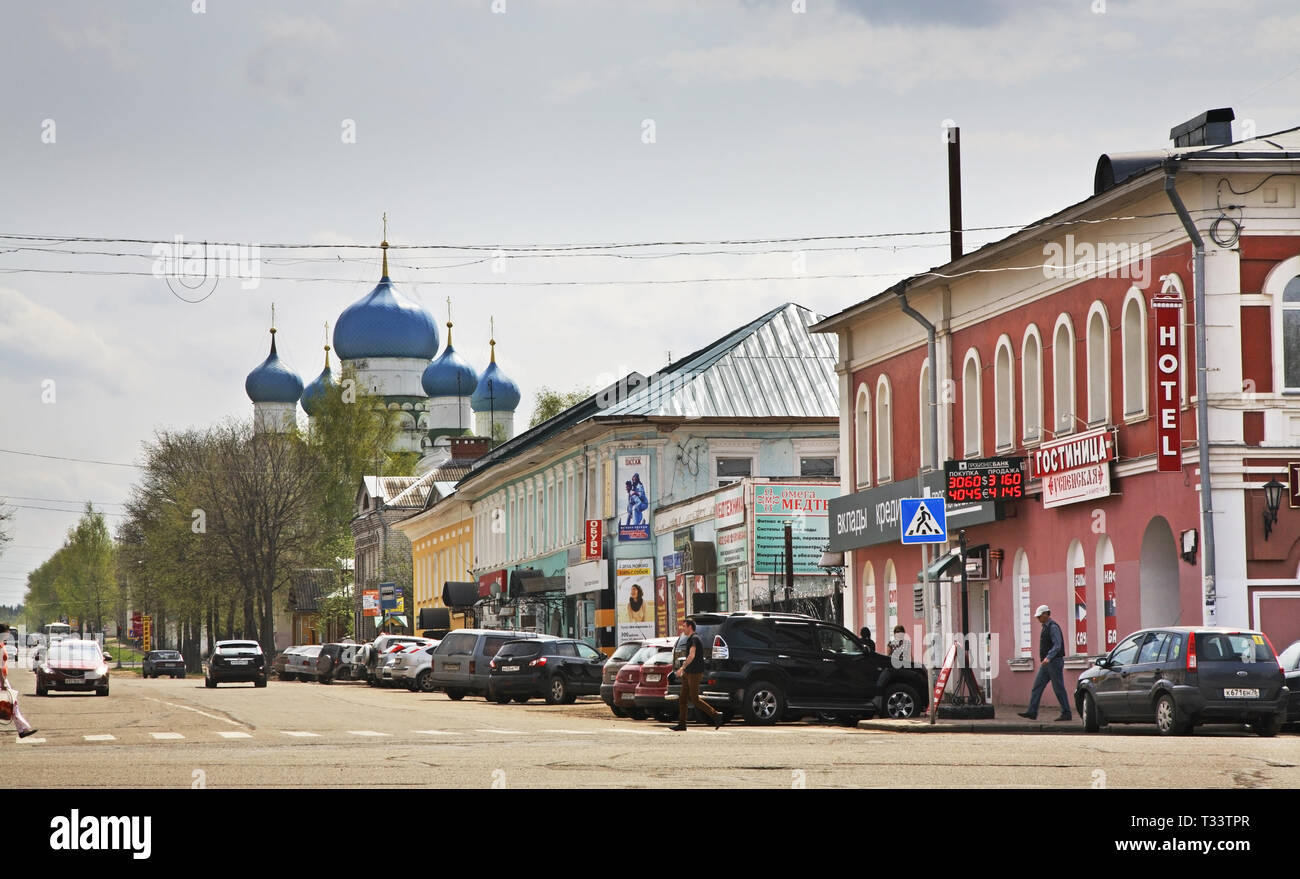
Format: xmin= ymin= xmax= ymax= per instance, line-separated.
xmin=654 ymin=708 xmax=676 ymax=723
xmin=545 ymin=675 xmax=569 ymax=705
xmin=319 ymin=675 xmax=332 ymax=685
xmin=254 ymin=676 xmax=267 ymax=688
xmin=512 ymin=696 xmax=530 ymax=704
xmin=1251 ymin=714 xmax=1281 ymax=737
xmin=35 ymin=680 xmax=47 ymax=697
xmin=1081 ymin=692 xmax=1102 ymax=733
xmin=416 ymin=670 xmax=437 ymax=694
xmin=1154 ymin=693 xmax=1189 ymax=736
xmin=879 ymin=683 xmax=921 ymax=719
xmin=205 ymin=676 xmax=216 ymax=689
xmin=838 ymin=713 xmax=862 ymax=727
xmin=742 ymin=680 xmax=785 ymax=726
xmin=446 ymin=689 xmax=466 ymax=701
xmin=493 ymin=691 xmax=512 ymax=704
xmin=609 ymin=706 xmax=627 ymax=718
xmin=626 ymin=707 xmax=647 ymax=720
xmin=96 ymin=684 xmax=109 ymax=696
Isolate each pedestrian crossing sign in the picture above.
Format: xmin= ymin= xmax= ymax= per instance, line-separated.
xmin=900 ymin=498 xmax=947 ymax=544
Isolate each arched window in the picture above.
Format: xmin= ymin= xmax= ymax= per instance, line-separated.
xmin=860 ymin=561 xmax=877 ymax=641
xmin=994 ymin=336 xmax=1014 ymax=451
xmin=1022 ymin=325 xmax=1042 ymax=444
xmin=1053 ymin=315 xmax=1076 ymax=436
xmin=963 ymin=349 xmax=982 ymax=457
xmin=1121 ymin=289 xmax=1147 ymax=417
xmin=1086 ymin=303 xmax=1110 ymax=426
xmin=1014 ymin=550 xmax=1032 ymax=660
xmin=875 ymin=375 xmax=893 ymax=483
xmin=919 ymin=359 xmax=934 ymax=471
xmin=855 ymin=384 xmax=871 ymax=488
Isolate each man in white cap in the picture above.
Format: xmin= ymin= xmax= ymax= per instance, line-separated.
xmin=1018 ymin=605 xmax=1072 ymax=721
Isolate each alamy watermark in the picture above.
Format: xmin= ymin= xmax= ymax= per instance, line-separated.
xmin=151 ymin=235 xmax=261 ymax=296
xmin=1043 ymin=234 xmax=1151 ymax=286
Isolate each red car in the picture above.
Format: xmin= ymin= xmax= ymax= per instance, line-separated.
xmin=633 ymin=646 xmax=679 ymax=723
xmin=36 ymin=639 xmax=111 ymax=696
xmin=612 ymin=638 xmax=676 ymax=720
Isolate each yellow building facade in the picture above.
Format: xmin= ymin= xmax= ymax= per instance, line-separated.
xmin=394 ymin=492 xmax=474 ymax=631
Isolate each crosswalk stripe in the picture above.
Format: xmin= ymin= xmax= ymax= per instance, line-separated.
xmin=281 ymin=731 xmax=320 ymax=737
xmin=542 ymin=729 xmax=596 ymax=735
xmin=608 ymin=728 xmax=667 ymax=736
xmin=413 ymin=730 xmax=458 ymax=736
xmin=347 ymin=730 xmax=390 ymax=737
xmin=16 ymin=737 xmax=45 ymax=744
xmin=216 ymin=731 xmax=252 ymax=739
xmin=150 ymin=733 xmax=185 ymax=740
xmin=476 ymin=729 xmax=525 ymax=735
xmin=83 ymin=734 xmax=116 ymax=742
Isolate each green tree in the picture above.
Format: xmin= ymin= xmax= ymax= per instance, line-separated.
xmin=529 ymin=385 xmax=590 ymax=428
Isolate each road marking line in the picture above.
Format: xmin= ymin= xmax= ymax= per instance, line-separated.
xmin=348 ymin=730 xmax=391 ymax=737
xmin=542 ymin=729 xmax=596 ymax=735
xmin=281 ymin=731 xmax=320 ymax=737
xmin=143 ymin=697 xmax=244 ymax=727
xmin=608 ymin=729 xmax=667 ymax=736
xmin=413 ymin=730 xmax=458 ymax=736
xmin=476 ymin=729 xmax=525 ymax=735
xmin=16 ymin=737 xmax=45 ymax=744
xmin=84 ymin=734 xmax=116 ymax=742
xmin=217 ymin=731 xmax=252 ymax=739
xmin=150 ymin=733 xmax=185 ymax=740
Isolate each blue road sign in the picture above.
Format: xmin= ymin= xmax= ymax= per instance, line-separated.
xmin=900 ymin=498 xmax=947 ymax=544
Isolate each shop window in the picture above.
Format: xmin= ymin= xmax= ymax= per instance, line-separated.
xmin=716 ymin=457 xmax=752 ymax=485
xmin=994 ymin=337 xmax=1014 ymax=451
xmin=875 ymin=375 xmax=893 ymax=482
xmin=962 ymin=349 xmax=982 ymax=457
xmin=800 ymin=456 xmax=836 ymax=477
xmin=1122 ymin=290 xmax=1147 ymax=417
xmin=1053 ymin=316 xmax=1076 ymax=435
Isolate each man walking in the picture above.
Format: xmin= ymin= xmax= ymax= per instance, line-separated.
xmin=1018 ymin=605 xmax=1072 ymax=721
xmin=671 ymin=620 xmax=724 ymax=732
xmin=0 ymin=624 xmax=38 ymax=739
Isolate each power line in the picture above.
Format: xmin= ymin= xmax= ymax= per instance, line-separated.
xmin=0 ymin=449 xmax=140 ymax=469
xmin=6 ymin=504 xmax=128 ymax=516
xmin=0 ymin=495 xmax=127 ymax=507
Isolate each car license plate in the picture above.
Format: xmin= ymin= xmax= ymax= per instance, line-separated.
xmin=645 ymin=674 xmax=662 ymax=682
xmin=1223 ymin=688 xmax=1259 ymax=698
xmin=444 ymin=663 xmax=460 ymax=671
xmin=230 ymin=659 xmax=249 ymax=665
xmin=502 ymin=665 xmax=519 ymax=672
xmin=620 ymin=693 xmax=634 ymax=702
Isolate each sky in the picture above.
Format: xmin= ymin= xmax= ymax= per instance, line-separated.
xmin=1 ymin=0 xmax=1297 ymax=603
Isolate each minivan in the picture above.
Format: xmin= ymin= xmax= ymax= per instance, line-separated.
xmin=429 ymin=629 xmax=556 ymax=700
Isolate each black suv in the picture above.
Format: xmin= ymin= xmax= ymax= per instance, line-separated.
xmin=315 ymin=642 xmax=364 ymax=684
xmin=680 ymin=612 xmax=928 ymax=725
xmin=487 ymin=638 xmax=607 ymax=705
xmin=1074 ymin=626 xmax=1289 ymax=736
xmin=204 ymin=640 xmax=268 ymax=688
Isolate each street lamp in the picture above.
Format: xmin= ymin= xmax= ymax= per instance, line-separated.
xmin=1263 ymin=478 xmax=1285 ymax=540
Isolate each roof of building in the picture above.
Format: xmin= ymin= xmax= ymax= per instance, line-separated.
xmin=360 ymin=476 xmax=423 ymax=507
xmin=288 ymin=569 xmax=338 ymax=614
xmin=333 ymin=271 xmax=440 ymax=361
xmin=245 ymin=331 xmax=303 ymax=404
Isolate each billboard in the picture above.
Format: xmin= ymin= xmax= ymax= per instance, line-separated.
xmin=362 ymin=589 xmax=380 ymax=618
xmin=615 ymin=558 xmax=655 ymax=644
xmin=616 ymin=454 xmax=651 ymax=541
xmin=752 ymin=483 xmax=837 ymax=576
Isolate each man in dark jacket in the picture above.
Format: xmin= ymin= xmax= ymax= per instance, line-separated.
xmin=1018 ymin=605 xmax=1072 ymax=721
xmin=671 ymin=620 xmax=724 ymax=732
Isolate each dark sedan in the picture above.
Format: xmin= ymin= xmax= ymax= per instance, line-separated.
xmin=487 ymin=639 xmax=606 ymax=705
xmin=142 ymin=650 xmax=186 ymax=679
xmin=1280 ymin=639 xmax=1300 ymax=727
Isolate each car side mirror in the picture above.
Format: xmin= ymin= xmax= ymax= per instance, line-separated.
xmin=1095 ymin=657 xmax=1110 ymax=668
xmin=102 ymin=653 xmax=112 ymax=662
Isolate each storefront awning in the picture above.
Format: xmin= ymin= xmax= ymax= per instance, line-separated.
xmin=521 ymin=575 xmax=566 ymax=594
xmin=443 ymin=581 xmax=480 ymax=608
xmin=683 ymin=539 xmax=717 ymax=576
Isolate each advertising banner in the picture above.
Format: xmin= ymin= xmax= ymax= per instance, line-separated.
xmin=654 ymin=576 xmax=669 ymax=637
xmin=714 ymin=484 xmax=746 ymax=529
xmin=863 ymin=585 xmax=877 ymax=648
xmin=717 ymin=526 xmax=747 ymax=568
xmin=141 ymin=615 xmax=152 ymax=653
xmin=752 ymin=482 xmax=837 ymax=575
xmin=674 ymin=574 xmax=687 ymax=634
xmin=615 ymin=558 xmax=655 ymax=644
xmin=616 ymin=454 xmax=651 ymax=541
xmin=584 ymin=520 xmax=603 ymax=560
xmin=1152 ymin=294 xmax=1184 ymax=473
xmin=1018 ymin=572 xmax=1032 ymax=659
xmin=379 ymin=581 xmax=397 ymax=611
xmin=565 ymin=560 xmax=607 ymax=596
xmin=1073 ymin=567 xmax=1088 ymax=654
xmin=362 ymin=589 xmax=380 ymax=618
xmin=1033 ymin=427 xmax=1116 ymax=509
xmin=1103 ymin=563 xmax=1118 ymax=651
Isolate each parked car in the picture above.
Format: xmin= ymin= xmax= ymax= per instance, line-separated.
xmin=272 ymin=646 xmax=303 ymax=680
xmin=633 ymin=644 xmax=680 ymax=722
xmin=683 ymin=612 xmax=929 ymax=725
xmin=429 ymin=629 xmax=555 ymax=700
xmin=1280 ymin=639 xmax=1300 ymax=727
xmin=286 ymin=645 xmax=323 ymax=681
xmin=381 ymin=642 xmax=432 ymax=687
xmin=142 ymin=650 xmax=186 ymax=679
xmin=315 ymin=642 xmax=365 ymax=684
xmin=611 ymin=638 xmax=678 ymax=719
xmin=601 ymin=641 xmax=649 ymax=717
xmin=35 ymin=639 xmax=111 ymax=696
xmin=364 ymin=635 xmax=433 ymax=685
xmin=487 ymin=638 xmax=606 ymax=705
xmin=1074 ymin=627 xmax=1289 ymax=736
xmin=204 ymin=640 xmax=268 ymax=688
xmin=388 ymin=641 xmax=442 ymax=691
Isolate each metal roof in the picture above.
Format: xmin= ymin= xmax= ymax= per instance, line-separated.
xmin=597 ymin=303 xmax=839 ymax=419
xmin=288 ymin=569 xmax=338 ymax=614
xmin=361 ymin=476 xmax=422 ymax=506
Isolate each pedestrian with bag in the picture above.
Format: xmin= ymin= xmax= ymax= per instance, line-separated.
xmin=1018 ymin=606 xmax=1072 ymax=721
xmin=0 ymin=624 xmax=38 ymax=739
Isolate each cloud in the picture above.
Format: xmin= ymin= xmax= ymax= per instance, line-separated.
xmin=0 ymin=286 xmax=135 ymax=396
xmin=244 ymin=14 xmax=341 ymax=103
xmin=48 ymin=19 xmax=141 ymax=71
xmin=546 ymin=71 xmax=601 ymax=102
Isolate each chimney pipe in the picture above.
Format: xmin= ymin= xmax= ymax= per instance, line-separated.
xmin=948 ymin=126 xmax=963 ymax=262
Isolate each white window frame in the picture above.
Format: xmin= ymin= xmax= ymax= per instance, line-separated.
xmin=1021 ymin=324 xmax=1043 ymax=445
xmin=854 ymin=383 xmax=872 ymax=488
xmin=875 ymin=374 xmax=893 ymax=483
xmin=1085 ymin=301 xmax=1111 ymax=427
xmin=1121 ymin=286 xmax=1148 ymax=419
xmin=962 ymin=348 xmax=982 ymax=458
xmin=919 ymin=358 xmax=935 ymax=471
xmin=994 ymin=335 xmax=1015 ymax=452
xmin=710 ymin=439 xmax=760 ymax=489
xmin=1053 ymin=313 xmax=1077 ymax=437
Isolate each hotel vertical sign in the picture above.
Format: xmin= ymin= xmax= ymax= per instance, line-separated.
xmin=1153 ymin=294 xmax=1184 ymax=473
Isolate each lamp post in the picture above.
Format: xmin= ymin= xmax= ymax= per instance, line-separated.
xmin=1263 ymin=478 xmax=1285 ymax=540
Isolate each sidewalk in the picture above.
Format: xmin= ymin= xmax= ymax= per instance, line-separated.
xmin=859 ymin=707 xmax=1085 ymax=734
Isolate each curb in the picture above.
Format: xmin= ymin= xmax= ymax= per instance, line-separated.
xmin=858 ymin=719 xmax=1086 ymax=734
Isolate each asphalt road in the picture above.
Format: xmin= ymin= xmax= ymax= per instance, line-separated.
xmin=3 ymin=667 xmax=1297 ymax=789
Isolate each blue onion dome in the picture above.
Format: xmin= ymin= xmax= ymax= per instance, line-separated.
xmin=470 ymin=338 xmax=521 ymax=412
xmin=301 ymin=344 xmax=335 ymax=416
xmin=422 ymin=324 xmax=479 ymax=398
xmin=332 ymin=243 xmax=439 ymax=360
xmin=245 ymin=330 xmax=304 ymax=403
